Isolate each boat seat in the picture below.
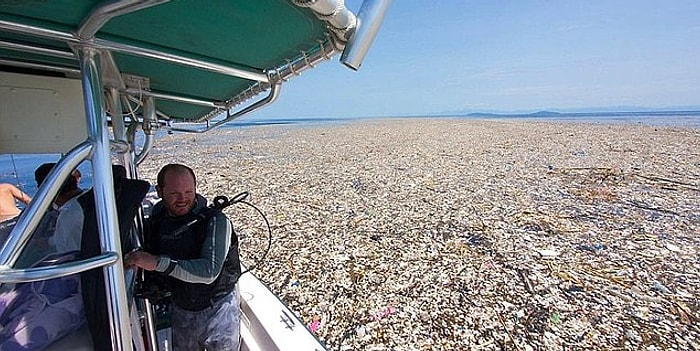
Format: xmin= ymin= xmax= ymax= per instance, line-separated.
xmin=78 ymin=165 xmax=150 ymax=350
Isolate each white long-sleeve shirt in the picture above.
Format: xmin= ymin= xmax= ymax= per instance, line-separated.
xmin=50 ymin=196 xmax=84 ymax=253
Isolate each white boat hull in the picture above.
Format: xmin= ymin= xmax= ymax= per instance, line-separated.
xmin=239 ymin=272 xmax=327 ymax=351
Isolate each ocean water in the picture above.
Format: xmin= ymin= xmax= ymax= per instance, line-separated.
xmin=2 ymin=112 xmax=699 ymax=198
xmin=225 ymin=111 xmax=700 ymax=129
xmin=0 ymin=154 xmax=93 ymax=206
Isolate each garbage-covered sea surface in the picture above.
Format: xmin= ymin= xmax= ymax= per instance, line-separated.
xmin=141 ymin=119 xmax=700 ymax=350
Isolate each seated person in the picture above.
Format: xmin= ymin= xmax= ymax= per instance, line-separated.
xmin=13 ymin=164 xmax=84 ymax=267
xmin=0 ymin=161 xmax=85 ymax=350
xmin=1 ymin=164 xmax=148 ymax=350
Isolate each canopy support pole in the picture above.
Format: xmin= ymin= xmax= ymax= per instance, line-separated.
xmin=76 ymin=45 xmax=134 ymax=351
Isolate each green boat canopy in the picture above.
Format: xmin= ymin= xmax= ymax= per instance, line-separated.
xmin=0 ymin=0 xmax=388 ymax=123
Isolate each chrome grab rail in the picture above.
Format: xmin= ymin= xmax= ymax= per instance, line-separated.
xmin=0 ymin=252 xmax=118 ymax=284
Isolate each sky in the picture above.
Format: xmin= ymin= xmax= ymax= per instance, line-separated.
xmin=249 ymin=0 xmax=700 ymax=120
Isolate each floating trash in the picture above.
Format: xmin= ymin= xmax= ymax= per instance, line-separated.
xmin=138 ymin=119 xmax=700 ymax=350
xmin=576 ymin=242 xmax=607 ymax=253
xmin=537 ymin=249 xmax=560 ymax=258
xmin=652 ymin=280 xmax=672 ymax=294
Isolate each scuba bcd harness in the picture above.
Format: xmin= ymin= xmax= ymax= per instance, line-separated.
xmin=135 ymin=191 xmax=272 ymax=303
xmin=165 ymin=193 xmax=246 ymax=238
xmin=170 ymin=191 xmax=271 ymax=275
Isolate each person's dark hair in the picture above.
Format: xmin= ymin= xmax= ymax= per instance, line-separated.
xmin=35 ymin=162 xmax=80 ymax=195
xmin=34 ymin=163 xmax=56 ymax=187
xmin=156 ymin=163 xmax=197 ymax=189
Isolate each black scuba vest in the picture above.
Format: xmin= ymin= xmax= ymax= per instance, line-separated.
xmin=145 ymin=205 xmax=242 ymax=311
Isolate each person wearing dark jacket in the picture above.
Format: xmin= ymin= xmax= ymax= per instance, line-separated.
xmin=126 ymin=163 xmax=242 ymax=351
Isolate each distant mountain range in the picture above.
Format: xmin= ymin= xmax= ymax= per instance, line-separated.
xmin=466 ymin=110 xmax=564 ymax=117
xmin=433 ymin=105 xmax=700 ymax=117
xmin=433 ymin=108 xmax=700 ymax=118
